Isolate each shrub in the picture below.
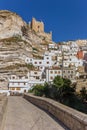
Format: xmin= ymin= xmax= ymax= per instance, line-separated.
xmin=31 ymin=84 xmax=45 ymax=96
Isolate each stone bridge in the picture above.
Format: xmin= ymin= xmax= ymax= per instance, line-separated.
xmin=0 ymin=94 xmax=87 ymax=130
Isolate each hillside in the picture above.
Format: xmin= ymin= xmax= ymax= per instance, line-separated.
xmin=0 ymin=10 xmax=54 ymax=88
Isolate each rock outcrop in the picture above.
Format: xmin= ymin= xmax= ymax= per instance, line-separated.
xmin=0 ymin=10 xmax=27 ymax=39
xmin=0 ymin=10 xmax=54 ymax=88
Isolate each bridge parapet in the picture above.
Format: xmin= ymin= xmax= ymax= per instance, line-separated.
xmin=0 ymin=94 xmax=8 ymax=130
xmin=24 ymin=93 xmax=87 ymax=130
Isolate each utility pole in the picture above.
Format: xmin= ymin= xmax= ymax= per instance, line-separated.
xmin=61 ymin=45 xmax=64 ymax=78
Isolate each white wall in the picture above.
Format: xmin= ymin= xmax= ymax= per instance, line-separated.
xmin=0 ymin=90 xmax=10 ymax=96
xmin=46 ymin=69 xmax=62 ymax=82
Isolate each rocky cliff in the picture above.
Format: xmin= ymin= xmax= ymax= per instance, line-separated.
xmin=0 ymin=10 xmax=53 ymax=88
xmin=0 ymin=10 xmax=27 ymax=39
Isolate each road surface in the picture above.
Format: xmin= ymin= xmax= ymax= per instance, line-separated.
xmin=3 ymin=96 xmax=69 ymax=130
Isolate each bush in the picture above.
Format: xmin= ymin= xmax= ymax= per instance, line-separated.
xmin=31 ymin=84 xmax=45 ymax=96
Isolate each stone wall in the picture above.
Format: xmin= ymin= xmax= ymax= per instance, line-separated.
xmin=0 ymin=94 xmax=8 ymax=130
xmin=24 ymin=93 xmax=87 ymax=130
xmin=29 ymin=18 xmax=44 ymax=33
xmin=29 ymin=18 xmax=52 ymax=40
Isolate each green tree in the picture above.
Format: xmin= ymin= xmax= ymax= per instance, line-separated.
xmin=80 ymin=87 xmax=87 ymax=102
xmin=43 ymin=82 xmax=50 ymax=97
xmin=52 ymin=76 xmax=76 ymax=103
xmin=31 ymin=84 xmax=45 ymax=96
xmin=53 ymin=76 xmax=64 ymax=88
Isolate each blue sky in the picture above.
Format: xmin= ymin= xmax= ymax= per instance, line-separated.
xmin=0 ymin=0 xmax=87 ymax=42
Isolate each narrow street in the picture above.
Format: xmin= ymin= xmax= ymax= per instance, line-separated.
xmin=3 ymin=96 xmax=69 ymax=130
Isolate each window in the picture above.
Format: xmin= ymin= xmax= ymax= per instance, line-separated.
xmin=50 ymin=71 xmax=53 ymax=74
xmin=24 ymin=82 xmax=26 ymax=85
xmin=47 ymin=62 xmax=49 ymax=64
xmin=47 ymin=57 xmax=49 ymax=59
xmin=50 ymin=76 xmax=53 ymax=80
xmin=10 ymin=87 xmax=15 ymax=90
xmin=71 ymin=71 xmax=73 ymax=73
xmin=36 ymin=77 xmax=39 ymax=79
xmin=55 ymin=71 xmax=57 ymax=74
xmin=16 ymin=88 xmax=20 ymax=90
xmin=39 ymin=62 xmax=42 ymax=64
xmin=63 ymin=71 xmax=65 ymax=73
xmin=34 ymin=62 xmax=37 ymax=64
xmin=12 ymin=76 xmax=15 ymax=79
xmin=34 ymin=72 xmax=37 ymax=74
xmin=68 ymin=71 xmax=70 ymax=73
xmin=58 ymin=71 xmax=60 ymax=74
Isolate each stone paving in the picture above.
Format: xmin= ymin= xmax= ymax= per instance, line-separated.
xmin=3 ymin=96 xmax=69 ymax=130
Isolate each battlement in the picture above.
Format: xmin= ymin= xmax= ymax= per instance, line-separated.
xmin=29 ymin=18 xmax=44 ymax=32
xmin=29 ymin=18 xmax=52 ymax=40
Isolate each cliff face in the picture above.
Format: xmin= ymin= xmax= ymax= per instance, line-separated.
xmin=0 ymin=10 xmax=53 ymax=88
xmin=0 ymin=10 xmax=27 ymax=39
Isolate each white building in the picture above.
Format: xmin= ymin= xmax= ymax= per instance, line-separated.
xmin=28 ymin=80 xmax=45 ymax=89
xmin=48 ymin=43 xmax=58 ymax=50
xmin=58 ymin=44 xmax=70 ymax=52
xmin=8 ymin=75 xmax=29 ymax=94
xmin=8 ymin=73 xmax=45 ymax=95
xmin=46 ymin=67 xmax=62 ymax=82
xmin=63 ymin=56 xmax=83 ymax=68
xmin=70 ymin=42 xmax=79 ymax=51
xmin=46 ymin=67 xmax=76 ymax=82
xmin=25 ymin=52 xmax=55 ymax=69
xmin=27 ymin=70 xmax=42 ymax=80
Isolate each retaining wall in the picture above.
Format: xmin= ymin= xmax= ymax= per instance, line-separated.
xmin=24 ymin=93 xmax=87 ymax=130
xmin=0 ymin=94 xmax=8 ymax=130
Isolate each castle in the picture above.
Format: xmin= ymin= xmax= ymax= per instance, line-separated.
xmin=29 ymin=17 xmax=44 ymax=32
xmin=29 ymin=18 xmax=52 ymax=41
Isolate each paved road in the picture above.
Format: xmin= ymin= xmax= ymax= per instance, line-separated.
xmin=3 ymin=96 xmax=69 ymax=130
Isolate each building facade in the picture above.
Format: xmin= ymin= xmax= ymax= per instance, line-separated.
xmin=46 ymin=67 xmax=76 ymax=82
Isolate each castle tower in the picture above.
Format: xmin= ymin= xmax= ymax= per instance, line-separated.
xmin=30 ymin=18 xmax=44 ymax=32
xmin=29 ymin=17 xmax=52 ymax=40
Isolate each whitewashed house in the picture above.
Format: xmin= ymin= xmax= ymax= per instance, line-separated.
xmin=8 ymin=72 xmax=46 ymax=94
xmin=46 ymin=67 xmax=76 ymax=82
xmin=63 ymin=56 xmax=83 ymax=68
xmin=8 ymin=75 xmax=29 ymax=94
xmin=46 ymin=67 xmax=62 ymax=82
xmin=27 ymin=70 xmax=42 ymax=80
xmin=25 ymin=52 xmax=54 ymax=69
xmin=48 ymin=43 xmax=58 ymax=50
xmin=28 ymin=80 xmax=45 ymax=89
xmin=58 ymin=44 xmax=70 ymax=52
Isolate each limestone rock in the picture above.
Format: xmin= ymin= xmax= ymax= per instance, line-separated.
xmin=0 ymin=10 xmax=54 ymax=86
xmin=0 ymin=10 xmax=27 ymax=39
